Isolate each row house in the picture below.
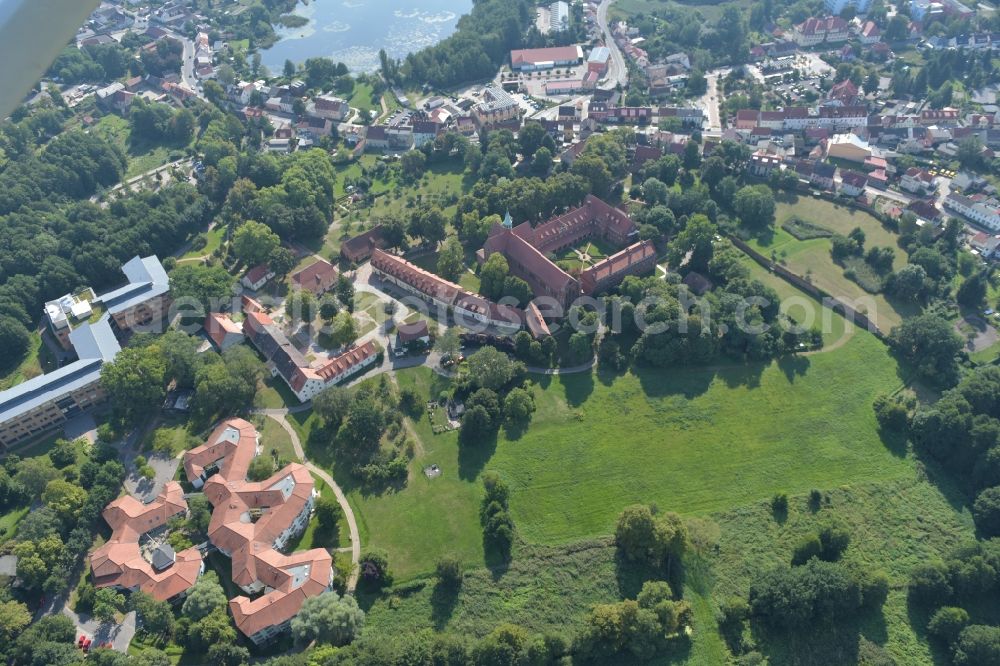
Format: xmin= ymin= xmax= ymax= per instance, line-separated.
xmin=945 ymin=193 xmax=1000 ymax=231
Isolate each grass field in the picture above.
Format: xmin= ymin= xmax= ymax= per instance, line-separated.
xmin=346 ymin=321 xmax=911 ymax=583
xmin=746 ymin=195 xmax=916 ymax=331
xmin=261 ymin=416 xmax=297 ymax=463
xmin=178 ymin=226 xmax=225 ymax=261
xmin=90 ymin=114 xmax=186 ymax=179
xmin=348 ymin=82 xmax=378 ymax=116
xmin=611 ymin=0 xmax=754 ymax=22
xmin=0 ymin=506 xmax=28 ymax=544
xmin=0 ymin=332 xmax=55 ymax=391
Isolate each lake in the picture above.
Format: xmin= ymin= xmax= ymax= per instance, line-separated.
xmin=260 ymin=0 xmax=473 ymax=75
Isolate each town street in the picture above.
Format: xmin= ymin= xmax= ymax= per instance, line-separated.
xmin=596 ymin=0 xmax=627 ymax=90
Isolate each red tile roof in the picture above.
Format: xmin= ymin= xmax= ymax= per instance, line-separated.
xmin=90 ymin=482 xmax=202 ymax=601
xmin=183 ymin=419 xmax=333 ymax=640
xmin=205 ymin=312 xmax=242 ymax=349
xmin=291 ymin=259 xmax=338 ymax=295
xmin=510 ymin=45 xmax=582 ymax=67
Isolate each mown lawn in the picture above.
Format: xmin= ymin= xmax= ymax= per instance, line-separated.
xmin=343 ymin=368 xmax=485 ymax=582
xmin=260 ymin=415 xmax=297 ymax=463
xmin=0 ymin=332 xmax=55 ymax=391
xmin=0 ymin=506 xmax=28 ymax=544
xmin=747 ymin=195 xmax=917 ymax=331
xmin=178 ymin=226 xmax=225 ymax=261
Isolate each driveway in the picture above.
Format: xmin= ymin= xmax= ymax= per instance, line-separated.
xmin=123 ymin=444 xmax=182 ymax=503
xmin=63 ymin=607 xmax=136 ymax=653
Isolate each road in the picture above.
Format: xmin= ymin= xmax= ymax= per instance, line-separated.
xmin=698 ymin=68 xmax=728 ymax=132
xmin=596 ymin=0 xmax=627 ymax=90
xmin=162 ymin=29 xmax=202 ymax=98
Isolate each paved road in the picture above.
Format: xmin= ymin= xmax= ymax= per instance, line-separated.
xmin=596 ymin=0 xmax=628 ymax=90
xmin=698 ymin=68 xmax=728 ymax=132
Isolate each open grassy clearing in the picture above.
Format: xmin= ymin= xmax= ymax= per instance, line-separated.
xmin=260 ymin=415 xmax=297 ymax=463
xmin=348 ymin=82 xmax=378 ymax=116
xmin=747 ymin=196 xmax=917 ymax=331
xmin=361 ymin=473 xmax=973 ymax=666
xmin=332 ymin=369 xmax=485 ymax=582
xmin=611 ymin=0 xmax=754 ymax=22
xmin=255 ymin=376 xmax=302 ymax=409
xmin=344 ymin=319 xmax=911 ymax=583
xmin=740 ymin=255 xmax=849 ymax=346
xmin=90 ymin=114 xmax=187 ymax=179
xmin=495 ymin=330 xmax=911 ymax=545
xmin=0 ymin=331 xmax=56 ymax=391
xmin=0 ymin=506 xmax=28 ymax=544
xmin=178 ymin=226 xmax=225 ymax=261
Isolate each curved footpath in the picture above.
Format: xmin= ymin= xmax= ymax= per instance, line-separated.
xmin=260 ymin=411 xmax=362 ymax=593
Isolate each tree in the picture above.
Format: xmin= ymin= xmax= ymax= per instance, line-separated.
xmin=0 ymin=600 xmax=31 ymax=646
xmin=435 ymin=327 xmax=462 ymax=357
xmin=341 ymin=398 xmax=385 ymax=448
xmin=518 ymin=122 xmax=546 ymax=158
xmin=973 ymin=486 xmax=1000 ymax=536
xmin=571 ymin=154 xmax=614 ymax=199
xmin=92 ymin=587 xmax=125 ymax=624
xmin=502 ymin=276 xmax=533 ymax=307
xmin=315 ymin=494 xmax=341 ymax=531
xmin=329 ymin=311 xmax=359 ymax=347
xmin=437 ymin=237 xmax=465 ymax=282
xmin=336 ymin=274 xmax=355 ymax=311
xmin=181 ymin=572 xmax=228 ymax=621
xmin=170 ymin=264 xmax=236 ymax=309
xmin=958 ymin=272 xmax=988 ymax=308
xmin=886 ymin=263 xmax=928 ymax=302
xmin=287 ymin=290 xmax=318 ymax=327
xmin=14 ymin=456 xmax=60 ymax=498
xmin=503 ymin=388 xmax=535 ymax=425
xmin=733 ymin=184 xmax=776 ymax=229
xmin=953 ymin=625 xmax=1000 ymax=666
xmin=270 ymin=247 xmax=297 ymax=277
xmin=0 ymin=316 xmax=30 ymax=369
xmin=314 ymin=386 xmax=351 ymax=429
xmin=291 ymin=592 xmax=364 ymax=646
xmin=247 ymin=455 xmax=276 ymax=481
xmin=928 ymin=607 xmax=970 ymax=644
xmin=642 ymin=177 xmax=669 ymax=205
xmin=42 ymin=478 xmax=86 ymax=522
xmin=615 ymin=505 xmax=688 ymax=568
xmin=532 ymin=147 xmax=553 ymax=175
xmin=480 ymin=253 xmax=509 ymax=301
xmin=232 ymin=220 xmax=280 ymax=267
xmin=683 ymin=140 xmax=702 ymax=169
xmin=359 ymin=549 xmax=392 ymax=587
xmin=128 ymin=592 xmax=174 ymax=637
xmin=436 ymin=556 xmax=463 ymax=588
xmin=400 ymin=150 xmax=427 ymax=181
xmin=207 ymin=644 xmax=250 ymax=666
xmin=667 ymin=214 xmax=716 ymax=272
xmin=284 ymin=59 xmax=296 ymax=78
xmin=98 ymin=344 xmax=167 ymax=427
xmin=465 ymin=346 xmax=517 ymax=391
xmin=183 ymin=609 xmax=236 ymax=653
xmin=889 ymin=314 xmax=963 ymax=386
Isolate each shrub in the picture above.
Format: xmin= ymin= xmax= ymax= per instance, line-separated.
xmin=771 ymin=492 xmax=788 ymax=515
xmin=791 ymin=534 xmax=823 ymax=565
xmin=927 ymin=606 xmax=970 ymax=644
xmin=435 ymin=556 xmax=463 ymax=588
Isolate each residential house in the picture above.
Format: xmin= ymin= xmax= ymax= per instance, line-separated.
xmin=945 ymin=193 xmax=1000 ymax=231
xmin=291 ymin=259 xmax=338 ymax=296
xmin=242 ymin=264 xmax=275 ymax=291
xmin=312 ymin=94 xmax=350 ymax=121
xmin=840 ymin=170 xmax=868 ymax=196
xmin=340 ymin=225 xmax=388 ymax=263
xmin=900 ymin=167 xmax=937 ymax=194
xmin=205 ymin=313 xmax=244 ymax=351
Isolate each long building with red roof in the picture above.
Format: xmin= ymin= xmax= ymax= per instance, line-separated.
xmin=243 ymin=311 xmax=378 ymax=401
xmin=90 ymin=482 xmax=204 ymax=602
xmin=184 ymin=419 xmax=333 ymax=645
